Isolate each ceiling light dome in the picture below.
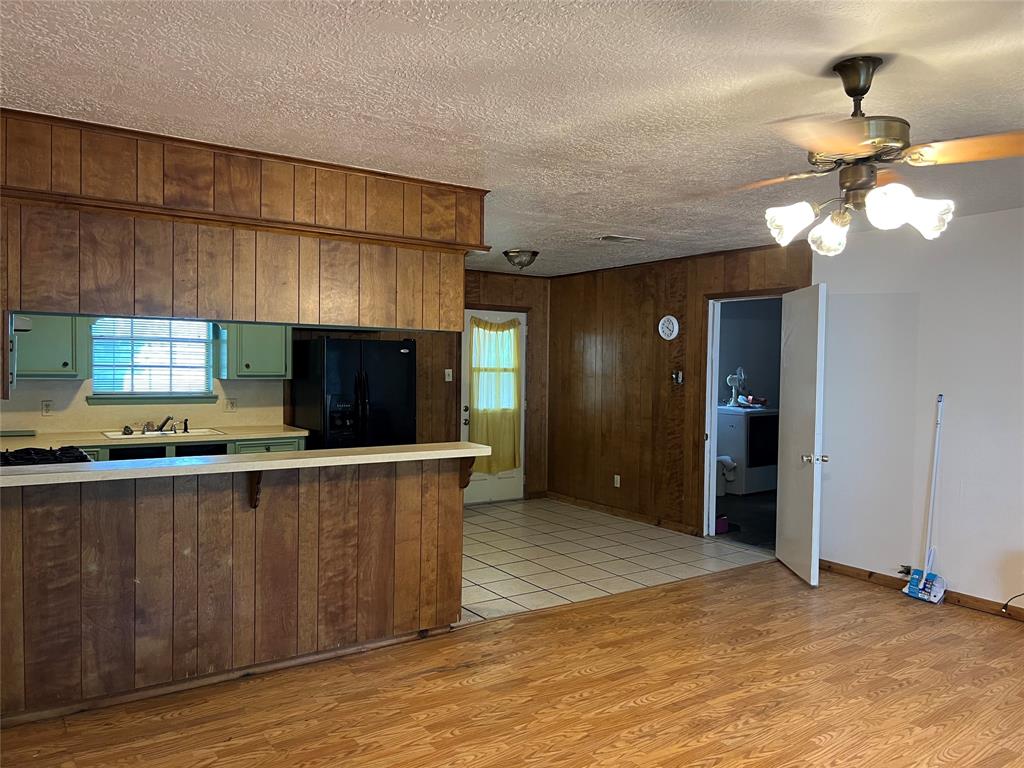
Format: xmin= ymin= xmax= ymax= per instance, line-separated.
xmin=907 ymin=197 xmax=955 ymax=240
xmin=765 ymin=202 xmax=817 ymax=246
xmin=808 ymin=210 xmax=851 ymax=257
xmin=503 ymin=249 xmax=539 ymax=270
xmin=864 ymin=182 xmax=917 ymax=230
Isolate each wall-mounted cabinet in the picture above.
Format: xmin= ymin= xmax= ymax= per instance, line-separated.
xmin=12 ymin=313 xmax=92 ymax=380
xmin=216 ymin=323 xmax=292 ymax=379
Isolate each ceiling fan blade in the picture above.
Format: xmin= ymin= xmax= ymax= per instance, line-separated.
xmin=772 ymin=116 xmax=868 ymax=155
xmin=737 ymin=168 xmax=837 ymax=192
xmin=901 ymin=130 xmax=1024 ymax=166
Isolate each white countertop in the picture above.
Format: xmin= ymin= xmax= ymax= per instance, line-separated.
xmin=717 ymin=405 xmax=779 ymax=415
xmin=0 ymin=425 xmax=309 ymax=451
xmin=0 ymin=441 xmax=491 ymax=488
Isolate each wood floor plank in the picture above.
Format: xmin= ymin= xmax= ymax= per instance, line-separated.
xmin=5 ymin=564 xmax=1022 ymax=768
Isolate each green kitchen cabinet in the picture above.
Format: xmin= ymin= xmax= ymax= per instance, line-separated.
xmin=14 ymin=313 xmax=92 ymax=380
xmin=234 ymin=438 xmax=304 ymax=454
xmin=216 ymin=323 xmax=292 ymax=379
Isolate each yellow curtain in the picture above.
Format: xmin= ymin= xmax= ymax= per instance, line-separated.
xmin=469 ymin=317 xmax=521 ymax=474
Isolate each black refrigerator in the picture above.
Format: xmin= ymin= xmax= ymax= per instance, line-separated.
xmin=290 ymin=338 xmax=416 ymax=449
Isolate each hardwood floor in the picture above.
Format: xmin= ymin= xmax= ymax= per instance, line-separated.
xmin=4 ymin=562 xmax=1022 ymax=767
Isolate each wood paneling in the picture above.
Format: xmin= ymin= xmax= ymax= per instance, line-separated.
xmin=134 ymin=217 xmax=174 ymax=317
xmin=198 ymin=475 xmax=234 ymax=675
xmin=0 ymin=488 xmax=24 ymax=713
xmin=164 ymin=144 xmax=214 ymax=210
xmin=318 ymin=239 xmax=359 ymax=327
xmin=359 ymin=243 xmax=397 ymax=328
xmin=80 ymin=480 xmax=135 ymax=699
xmin=6 ymin=118 xmax=50 ymax=190
xmin=317 ymin=465 xmax=358 ymax=650
xmin=261 ymin=160 xmax=295 ymax=221
xmin=231 ymin=476 xmax=256 ymax=668
xmin=366 ymin=176 xmax=404 ymax=236
xmin=3 ymin=110 xmax=488 ymax=252
xmin=232 ymin=228 xmax=256 ymax=322
xmin=393 ymin=461 xmax=422 ymax=635
xmin=134 ymin=478 xmax=174 ymax=689
xmin=197 ymin=224 xmax=233 ymax=321
xmin=396 ymin=248 xmax=423 ymax=329
xmin=298 ymin=236 xmax=320 ymax=325
xmin=82 ymin=131 xmax=137 ymax=202
xmin=21 ymin=484 xmax=81 ymax=708
xmin=137 ymin=140 xmax=164 ymax=205
xmin=1 ymin=462 xmax=465 ymax=718
xmin=294 ymin=165 xmax=316 ymax=225
xmin=255 ymin=470 xmax=299 ymax=663
xmin=50 ymin=126 xmax=81 ymax=194
xmin=79 ymin=211 xmax=134 ymax=316
xmin=421 ymin=251 xmax=441 ymax=330
xmin=346 ymin=174 xmax=367 ymax=231
xmin=438 ymin=251 xmax=464 ymax=331
xmin=357 ymin=463 xmax=396 ymax=642
xmin=3 ymin=201 xmax=23 ymax=313
xmin=214 ymin=153 xmax=260 ymax=218
xmin=547 ymin=242 xmax=811 ymax=533
xmin=465 ymin=270 xmax=551 ymax=496
xmin=19 ymin=205 xmax=79 ymax=313
xmin=297 ymin=468 xmax=320 ymax=655
xmin=256 ymin=231 xmax=299 ymax=323
xmin=172 ymin=476 xmax=199 ymax=680
xmin=314 ymin=168 xmax=346 ymax=229
xmin=422 ymin=187 xmax=456 ymax=242
xmin=172 ymin=221 xmax=199 ymax=318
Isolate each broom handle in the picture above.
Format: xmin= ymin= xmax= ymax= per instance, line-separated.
xmin=924 ymin=394 xmax=944 ymax=574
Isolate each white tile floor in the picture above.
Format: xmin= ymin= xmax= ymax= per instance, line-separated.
xmin=458 ymin=497 xmax=775 ymax=625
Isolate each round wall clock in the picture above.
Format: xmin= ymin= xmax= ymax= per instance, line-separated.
xmin=658 ymin=315 xmax=679 ymax=340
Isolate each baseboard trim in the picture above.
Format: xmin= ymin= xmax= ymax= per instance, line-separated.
xmin=0 ymin=626 xmax=451 ymax=728
xmin=545 ymin=492 xmax=703 ymax=537
xmin=820 ymin=560 xmax=1023 ymax=622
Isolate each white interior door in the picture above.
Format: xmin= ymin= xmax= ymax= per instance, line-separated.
xmin=776 ymin=283 xmax=827 ymax=586
xmin=461 ymin=309 xmax=526 ymax=503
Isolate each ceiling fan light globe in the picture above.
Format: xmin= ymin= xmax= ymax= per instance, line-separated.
xmin=864 ymin=182 xmax=917 ymax=230
xmin=907 ymin=197 xmax=955 ymax=240
xmin=808 ymin=210 xmax=851 ymax=257
xmin=765 ymin=202 xmax=817 ymax=246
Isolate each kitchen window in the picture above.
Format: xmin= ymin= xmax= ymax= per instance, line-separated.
xmin=90 ymin=318 xmax=215 ymax=400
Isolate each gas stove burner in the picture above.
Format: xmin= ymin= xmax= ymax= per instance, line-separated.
xmin=0 ymin=446 xmax=93 ymax=467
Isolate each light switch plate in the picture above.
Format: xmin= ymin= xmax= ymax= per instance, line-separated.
xmin=40 ymin=399 xmax=53 ymax=416
xmin=444 ymin=368 xmax=454 ymax=382
xmin=225 ymin=398 xmax=238 ymax=413
xmin=613 ymin=474 xmax=621 ymax=488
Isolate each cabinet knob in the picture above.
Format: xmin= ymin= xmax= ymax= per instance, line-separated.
xmin=61 ymin=361 xmax=69 ymax=368
xmin=244 ymin=363 xmax=251 ymax=369
xmin=265 ymin=445 xmax=271 ymax=452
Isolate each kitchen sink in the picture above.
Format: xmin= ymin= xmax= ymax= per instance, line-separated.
xmin=101 ymin=428 xmax=225 ymax=439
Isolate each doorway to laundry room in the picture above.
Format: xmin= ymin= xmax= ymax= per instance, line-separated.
xmin=705 ymin=297 xmax=783 ymax=554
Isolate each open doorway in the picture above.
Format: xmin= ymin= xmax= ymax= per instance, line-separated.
xmin=704 ymin=297 xmax=782 ymax=553
xmin=461 ymin=309 xmax=527 ymax=503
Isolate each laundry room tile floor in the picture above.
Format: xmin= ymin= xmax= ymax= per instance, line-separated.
xmin=458 ymin=498 xmax=775 ymax=625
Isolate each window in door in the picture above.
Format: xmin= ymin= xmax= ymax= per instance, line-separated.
xmin=469 ymin=317 xmax=521 ymax=474
xmin=91 ymin=317 xmax=214 ymax=396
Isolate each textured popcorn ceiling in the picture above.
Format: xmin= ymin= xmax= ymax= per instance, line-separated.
xmin=2 ymin=1 xmax=1022 ymax=275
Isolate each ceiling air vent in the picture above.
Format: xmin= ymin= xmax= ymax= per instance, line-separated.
xmin=597 ymin=234 xmax=646 ymax=243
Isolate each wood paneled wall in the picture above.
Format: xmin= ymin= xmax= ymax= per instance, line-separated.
xmin=289 ymin=328 xmax=460 ymax=445
xmin=464 ymin=270 xmax=550 ymax=496
xmin=0 ymin=201 xmax=464 ymax=331
xmin=0 ymin=460 xmax=463 ymax=718
xmin=548 ymin=243 xmax=811 ymax=534
xmin=0 ymin=111 xmax=486 ymax=251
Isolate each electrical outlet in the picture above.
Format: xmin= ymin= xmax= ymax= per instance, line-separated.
xmin=224 ymin=398 xmax=238 ymax=413
xmin=40 ymin=399 xmax=53 ymax=416
xmin=444 ymin=368 xmax=454 ymax=382
xmin=613 ymin=474 xmax=621 ymax=488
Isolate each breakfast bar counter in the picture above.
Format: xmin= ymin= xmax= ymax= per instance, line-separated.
xmin=0 ymin=442 xmax=490 ymax=723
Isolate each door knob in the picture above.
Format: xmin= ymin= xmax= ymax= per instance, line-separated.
xmin=801 ymin=454 xmax=814 ymax=464
xmin=462 ymin=418 xmax=470 ymax=426
xmin=820 ymin=454 xmax=830 ymax=463
xmin=462 ymin=405 xmax=469 ymax=412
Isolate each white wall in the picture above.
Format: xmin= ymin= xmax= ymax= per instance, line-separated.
xmin=718 ymin=298 xmax=782 ymax=406
xmin=814 ymin=206 xmax=1024 ymax=603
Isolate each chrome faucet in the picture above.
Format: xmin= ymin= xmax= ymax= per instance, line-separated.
xmin=156 ymin=415 xmax=174 ymax=432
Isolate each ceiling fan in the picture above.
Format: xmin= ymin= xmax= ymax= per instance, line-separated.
xmin=753 ymin=55 xmax=1024 ymax=256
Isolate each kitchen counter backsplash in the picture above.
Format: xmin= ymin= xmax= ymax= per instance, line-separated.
xmin=0 ymin=378 xmax=285 ymax=434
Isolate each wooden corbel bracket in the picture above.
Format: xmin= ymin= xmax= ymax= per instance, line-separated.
xmin=248 ymin=471 xmax=263 ymax=509
xmin=459 ymin=457 xmax=475 ymax=489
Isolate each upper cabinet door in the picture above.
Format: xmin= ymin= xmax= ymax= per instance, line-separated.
xmin=218 ymin=323 xmax=292 ymax=379
xmin=14 ymin=314 xmax=90 ymax=379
